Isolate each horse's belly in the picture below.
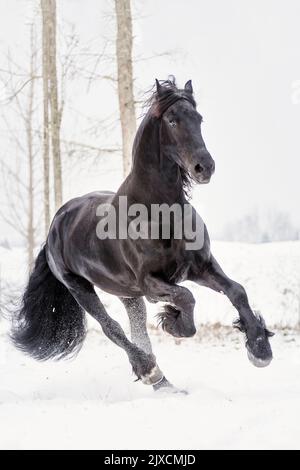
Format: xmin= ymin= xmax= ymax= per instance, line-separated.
xmin=76 ymin=246 xmax=141 ymax=297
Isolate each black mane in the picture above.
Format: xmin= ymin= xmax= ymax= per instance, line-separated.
xmin=145 ymin=76 xmax=196 ymax=118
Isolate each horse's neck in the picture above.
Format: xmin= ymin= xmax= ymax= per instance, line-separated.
xmin=127 ymin=115 xmax=184 ymax=205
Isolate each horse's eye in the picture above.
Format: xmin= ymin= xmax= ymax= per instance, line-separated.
xmin=169 ymin=120 xmax=176 ymax=128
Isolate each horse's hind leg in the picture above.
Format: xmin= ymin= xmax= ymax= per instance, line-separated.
xmin=120 ymin=297 xmax=186 ymax=394
xmin=62 ymin=274 xmax=163 ymax=386
xmin=120 ymin=297 xmax=152 ymax=354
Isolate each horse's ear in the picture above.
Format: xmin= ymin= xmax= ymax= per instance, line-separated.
xmin=155 ymin=79 xmax=163 ymax=96
xmin=184 ymin=80 xmax=193 ymax=94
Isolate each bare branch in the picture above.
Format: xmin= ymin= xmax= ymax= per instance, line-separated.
xmin=0 ymin=160 xmax=28 ymax=191
xmin=0 ymin=208 xmax=27 ymax=238
xmin=2 ymin=75 xmax=41 ymax=104
xmin=62 ymin=138 xmax=121 ymax=154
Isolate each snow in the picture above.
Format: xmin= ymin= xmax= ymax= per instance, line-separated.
xmin=1 ymin=329 xmax=300 ymax=450
xmin=1 ymin=241 xmax=300 ymax=449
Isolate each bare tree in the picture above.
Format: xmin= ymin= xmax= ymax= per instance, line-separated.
xmin=48 ymin=0 xmax=63 ymax=209
xmin=41 ymin=0 xmax=62 ymax=213
xmin=115 ymin=0 xmax=136 ymax=177
xmin=0 ymin=25 xmax=40 ymax=267
xmin=26 ymin=26 xmax=36 ymax=265
xmin=41 ymin=0 xmax=51 ymax=234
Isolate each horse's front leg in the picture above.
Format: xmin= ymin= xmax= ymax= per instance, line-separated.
xmin=190 ymin=255 xmax=274 ymax=367
xmin=144 ymin=277 xmax=196 ymax=338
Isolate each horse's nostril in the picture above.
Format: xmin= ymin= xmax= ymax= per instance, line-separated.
xmin=194 ymin=163 xmax=203 ymax=174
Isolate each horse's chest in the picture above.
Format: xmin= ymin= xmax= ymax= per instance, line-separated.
xmin=168 ymin=260 xmax=191 ymax=283
xmin=155 ymin=244 xmax=190 ymax=283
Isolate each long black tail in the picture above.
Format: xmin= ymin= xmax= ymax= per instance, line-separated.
xmin=11 ymin=246 xmax=87 ymax=360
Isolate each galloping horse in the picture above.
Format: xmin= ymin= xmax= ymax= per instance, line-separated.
xmin=12 ymin=78 xmax=273 ymax=392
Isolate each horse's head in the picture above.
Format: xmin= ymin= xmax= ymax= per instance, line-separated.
xmin=154 ymin=78 xmax=215 ymax=185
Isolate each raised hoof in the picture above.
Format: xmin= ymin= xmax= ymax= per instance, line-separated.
xmin=235 ymin=312 xmax=274 ymax=368
xmin=153 ymin=376 xmax=188 ymax=395
xmin=247 ymin=349 xmax=272 ymax=368
xmin=246 ymin=332 xmax=273 ymax=368
xmin=158 ymin=305 xmax=196 ymax=338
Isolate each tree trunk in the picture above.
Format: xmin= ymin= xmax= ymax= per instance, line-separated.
xmin=48 ymin=0 xmax=62 ymax=210
xmin=115 ymin=0 xmax=136 ymax=177
xmin=41 ymin=0 xmax=50 ymax=234
xmin=26 ymin=26 xmax=36 ymax=267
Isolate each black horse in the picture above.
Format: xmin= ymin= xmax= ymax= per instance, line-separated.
xmin=12 ymin=78 xmax=274 ymax=392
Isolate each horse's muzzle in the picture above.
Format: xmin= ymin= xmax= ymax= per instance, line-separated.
xmin=193 ymin=154 xmax=215 ymax=184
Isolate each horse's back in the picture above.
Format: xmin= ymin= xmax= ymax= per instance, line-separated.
xmin=54 ymin=191 xmax=115 ymax=216
xmin=46 ymin=191 xmax=140 ymax=296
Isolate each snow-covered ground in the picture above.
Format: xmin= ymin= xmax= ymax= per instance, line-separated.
xmin=0 ymin=241 xmax=300 ymax=449
xmin=0 ymin=328 xmax=300 ymax=450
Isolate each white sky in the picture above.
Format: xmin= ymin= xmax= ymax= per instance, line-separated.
xmin=0 ymin=0 xmax=300 ymax=241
